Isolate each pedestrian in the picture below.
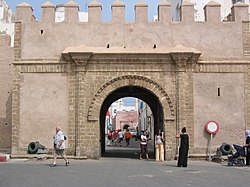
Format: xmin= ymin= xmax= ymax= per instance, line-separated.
xmin=145 ymin=129 xmax=149 ymax=139
xmin=125 ymin=129 xmax=132 ymax=146
xmin=51 ymin=126 xmax=69 ymax=167
xmin=176 ymin=127 xmax=189 ymax=167
xmin=245 ymin=130 xmax=250 ymax=165
xmin=118 ymin=129 xmax=124 ymax=147
xmin=140 ymin=131 xmax=149 ymax=160
xmin=155 ymin=130 xmax=164 ymax=162
xmin=135 ymin=126 xmax=139 ymax=141
xmin=107 ymin=130 xmax=113 ymax=146
xmin=113 ymin=130 xmax=118 ymax=145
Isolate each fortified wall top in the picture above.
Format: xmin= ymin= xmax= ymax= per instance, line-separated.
xmin=14 ymin=0 xmax=249 ymax=59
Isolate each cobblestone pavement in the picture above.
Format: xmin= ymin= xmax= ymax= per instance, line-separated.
xmin=0 ymin=158 xmax=249 ymax=187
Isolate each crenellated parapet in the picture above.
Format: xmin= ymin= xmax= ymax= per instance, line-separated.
xmin=15 ymin=0 xmax=249 ymax=24
xmin=14 ymin=0 xmax=250 ymax=59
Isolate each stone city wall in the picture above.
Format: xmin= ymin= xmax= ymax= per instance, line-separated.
xmin=0 ymin=34 xmax=12 ymax=148
xmin=10 ymin=0 xmax=250 ymax=159
xmin=14 ymin=1 xmax=249 ymax=59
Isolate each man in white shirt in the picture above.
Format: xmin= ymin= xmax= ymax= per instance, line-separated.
xmin=51 ymin=126 xmax=69 ymax=167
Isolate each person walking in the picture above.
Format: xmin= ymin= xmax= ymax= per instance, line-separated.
xmin=155 ymin=130 xmax=164 ymax=162
xmin=245 ymin=130 xmax=250 ymax=165
xmin=118 ymin=129 xmax=124 ymax=147
xmin=140 ymin=131 xmax=149 ymax=160
xmin=51 ymin=126 xmax=69 ymax=167
xmin=107 ymin=130 xmax=113 ymax=146
xmin=125 ymin=129 xmax=132 ymax=146
xmin=176 ymin=127 xmax=189 ymax=167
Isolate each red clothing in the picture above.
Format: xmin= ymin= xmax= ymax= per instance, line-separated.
xmin=125 ymin=131 xmax=132 ymax=139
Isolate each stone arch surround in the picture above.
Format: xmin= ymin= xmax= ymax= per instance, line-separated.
xmin=87 ymin=75 xmax=175 ymax=121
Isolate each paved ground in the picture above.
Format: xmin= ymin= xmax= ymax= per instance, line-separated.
xmin=0 ymin=158 xmax=250 ymax=187
xmin=104 ymin=138 xmax=155 ymax=159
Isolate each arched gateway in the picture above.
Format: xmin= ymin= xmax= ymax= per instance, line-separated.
xmin=88 ymin=75 xmax=175 ymax=157
xmin=59 ymin=45 xmax=199 ymax=159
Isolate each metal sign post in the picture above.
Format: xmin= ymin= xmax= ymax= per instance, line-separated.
xmin=205 ymin=121 xmax=219 ymax=162
xmin=208 ymin=134 xmax=213 ymax=162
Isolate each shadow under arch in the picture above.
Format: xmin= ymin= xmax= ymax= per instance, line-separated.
xmin=100 ymin=86 xmax=164 ymax=159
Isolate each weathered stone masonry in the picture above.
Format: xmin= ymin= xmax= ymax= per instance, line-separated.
xmin=8 ymin=0 xmax=250 ymax=160
xmin=0 ymin=34 xmax=13 ymax=149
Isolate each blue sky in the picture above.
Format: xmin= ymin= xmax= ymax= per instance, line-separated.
xmin=5 ymin=0 xmax=159 ymax=22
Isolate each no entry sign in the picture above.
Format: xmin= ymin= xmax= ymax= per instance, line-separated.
xmin=205 ymin=120 xmax=219 ymax=134
xmin=205 ymin=120 xmax=219 ymax=161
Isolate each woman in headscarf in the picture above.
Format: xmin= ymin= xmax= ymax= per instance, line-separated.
xmin=245 ymin=130 xmax=250 ymax=166
xmin=176 ymin=127 xmax=189 ymax=167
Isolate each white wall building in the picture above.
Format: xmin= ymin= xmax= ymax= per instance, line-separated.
xmin=106 ymin=98 xmax=137 ymax=131
xmin=0 ymin=0 xmax=14 ymax=46
xmin=189 ymin=0 xmax=250 ymax=21
xmin=55 ymin=4 xmax=88 ymax=23
xmin=169 ymin=0 xmax=250 ymax=21
xmin=138 ymin=100 xmax=154 ymax=139
xmin=109 ymin=98 xmax=137 ymax=118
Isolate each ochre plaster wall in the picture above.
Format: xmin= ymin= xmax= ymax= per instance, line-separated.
xmin=193 ymin=73 xmax=245 ymax=150
xmin=19 ymin=73 xmax=68 ymax=149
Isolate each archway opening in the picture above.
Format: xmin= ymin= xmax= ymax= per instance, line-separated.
xmin=100 ymin=86 xmax=164 ymax=159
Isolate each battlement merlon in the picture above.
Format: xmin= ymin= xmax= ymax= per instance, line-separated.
xmin=15 ymin=0 xmax=249 ymax=24
xmin=16 ymin=2 xmax=35 ymax=23
xmin=181 ymin=0 xmax=194 ymax=23
xmin=158 ymin=1 xmax=171 ymax=23
xmin=231 ymin=2 xmax=249 ymax=22
xmin=112 ymin=0 xmax=125 ymax=23
xmin=135 ymin=1 xmax=148 ymax=24
xmin=204 ymin=1 xmax=221 ymax=22
xmin=88 ymin=0 xmax=102 ymax=23
xmin=64 ymin=0 xmax=79 ymax=23
xmin=41 ymin=1 xmax=55 ymax=23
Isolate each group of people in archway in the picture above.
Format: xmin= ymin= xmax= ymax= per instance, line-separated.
xmin=107 ymin=129 xmax=133 ymax=147
xmin=139 ymin=127 xmax=189 ymax=167
xmin=106 ymin=126 xmax=190 ymax=167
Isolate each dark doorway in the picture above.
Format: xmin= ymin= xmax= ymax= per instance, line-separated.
xmin=100 ymin=86 xmax=164 ymax=159
xmin=123 ymin=124 xmax=129 ymax=130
